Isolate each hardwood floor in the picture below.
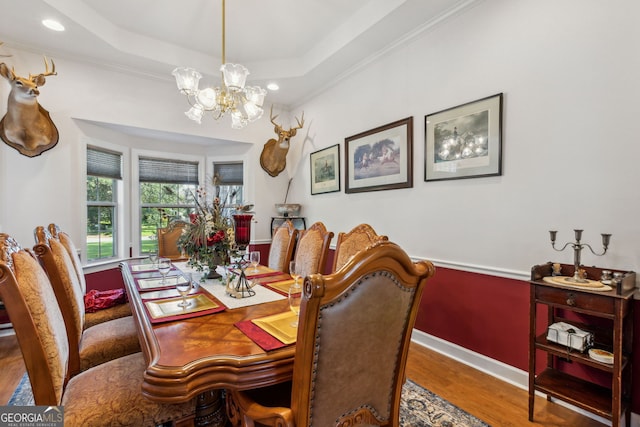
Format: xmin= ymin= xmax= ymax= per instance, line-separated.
xmin=0 ymin=330 xmax=26 ymax=405
xmin=0 ymin=331 xmax=604 ymax=426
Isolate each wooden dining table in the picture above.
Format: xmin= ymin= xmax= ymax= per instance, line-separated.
xmin=119 ymin=259 xmax=298 ymax=426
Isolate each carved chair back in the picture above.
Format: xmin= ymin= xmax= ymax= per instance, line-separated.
xmin=33 ymin=226 xmax=85 ymax=375
xmin=292 ymin=221 xmax=333 ymax=277
xmin=332 ymin=223 xmax=389 ymax=272
xmin=0 ymin=233 xmax=69 ymax=405
xmin=268 ymin=220 xmax=298 ymax=273
xmin=157 ymin=221 xmax=188 ymax=261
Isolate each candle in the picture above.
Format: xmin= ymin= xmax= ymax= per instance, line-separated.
xmin=233 ymin=214 xmax=253 ymax=247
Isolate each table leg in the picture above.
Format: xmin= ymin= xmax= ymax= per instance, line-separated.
xmin=195 ymin=389 xmax=228 ymax=427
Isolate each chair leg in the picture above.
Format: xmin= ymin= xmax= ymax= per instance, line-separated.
xmin=226 ymin=391 xmax=242 ymax=426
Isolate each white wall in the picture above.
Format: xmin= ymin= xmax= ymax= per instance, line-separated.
xmin=286 ymin=0 xmax=640 ymax=276
xmin=0 ymin=0 xmax=638 ymax=277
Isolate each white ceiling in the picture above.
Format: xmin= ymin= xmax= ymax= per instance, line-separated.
xmin=0 ymin=0 xmax=477 ymax=109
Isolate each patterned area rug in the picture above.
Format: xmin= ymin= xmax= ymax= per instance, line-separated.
xmin=9 ymin=375 xmax=489 ymax=426
xmin=400 ymin=379 xmax=489 ymax=426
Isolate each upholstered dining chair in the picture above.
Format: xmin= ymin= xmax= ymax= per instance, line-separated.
xmin=332 ymin=223 xmax=389 ymax=272
xmin=292 ymin=221 xmax=334 ymax=277
xmin=0 ymin=233 xmax=195 ymax=426
xmin=226 ymin=240 xmax=436 ymax=426
xmin=268 ymin=220 xmax=298 ymax=273
xmin=48 ymin=223 xmax=131 ymax=329
xmin=157 ymin=221 xmax=189 ymax=261
xmin=34 ymin=226 xmax=140 ymax=376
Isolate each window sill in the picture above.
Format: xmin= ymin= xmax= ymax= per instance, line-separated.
xmin=84 ymin=256 xmax=144 ymax=274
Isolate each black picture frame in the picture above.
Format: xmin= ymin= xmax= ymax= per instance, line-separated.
xmin=310 ymin=144 xmax=340 ymax=195
xmin=345 ymin=117 xmax=413 ymax=193
xmin=425 ymin=93 xmax=503 ymax=182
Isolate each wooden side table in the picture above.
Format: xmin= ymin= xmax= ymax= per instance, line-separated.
xmin=528 ymin=262 xmax=635 ymax=427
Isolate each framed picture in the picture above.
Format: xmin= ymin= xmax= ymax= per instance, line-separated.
xmin=424 ymin=93 xmax=503 ymax=182
xmin=310 ymin=144 xmax=340 ymax=195
xmin=345 ymin=117 xmax=413 ymax=193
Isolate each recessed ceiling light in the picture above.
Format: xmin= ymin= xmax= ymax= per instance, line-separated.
xmin=267 ymin=83 xmax=279 ymax=91
xmin=42 ymin=19 xmax=65 ymax=32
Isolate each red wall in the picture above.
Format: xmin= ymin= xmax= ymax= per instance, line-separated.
xmin=85 ymin=267 xmax=126 ymax=292
xmin=414 ymin=267 xmax=531 ymax=370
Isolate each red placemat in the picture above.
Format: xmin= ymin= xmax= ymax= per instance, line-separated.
xmin=235 ymin=319 xmax=292 ymax=351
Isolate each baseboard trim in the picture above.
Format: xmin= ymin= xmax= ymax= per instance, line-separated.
xmin=411 ymin=329 xmax=528 ymax=389
xmin=410 ymin=329 xmax=635 ymax=426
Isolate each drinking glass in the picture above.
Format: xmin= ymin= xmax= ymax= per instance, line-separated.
xmin=148 ymin=250 xmax=158 ymax=267
xmin=288 ymin=282 xmax=302 ymax=327
xmin=288 ymin=261 xmax=302 ymax=327
xmin=157 ymin=257 xmax=171 ymax=285
xmin=289 ymin=261 xmax=301 ymax=286
xmin=249 ymin=251 xmax=260 ymax=273
xmin=176 ymin=273 xmax=193 ymax=308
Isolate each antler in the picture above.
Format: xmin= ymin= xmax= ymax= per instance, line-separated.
xmin=269 ymin=105 xmax=281 ymax=128
xmin=29 ymin=56 xmax=56 ymax=80
xmin=270 ymin=105 xmax=304 ymax=132
xmin=292 ymin=112 xmax=305 ymax=131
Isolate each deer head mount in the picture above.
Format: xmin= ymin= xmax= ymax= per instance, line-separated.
xmin=0 ymin=57 xmax=59 ymax=157
xmin=259 ymin=106 xmax=304 ymax=177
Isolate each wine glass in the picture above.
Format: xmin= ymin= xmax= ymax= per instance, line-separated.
xmin=157 ymin=258 xmax=171 ymax=285
xmin=288 ymin=261 xmax=302 ymax=327
xmin=148 ymin=250 xmax=158 ymax=267
xmin=249 ymin=251 xmax=260 ymax=273
xmin=289 ymin=261 xmax=301 ymax=286
xmin=288 ymin=283 xmax=302 ymax=327
xmin=176 ymin=273 xmax=193 ymax=308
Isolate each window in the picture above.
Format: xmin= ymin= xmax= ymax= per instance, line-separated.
xmin=213 ymin=161 xmax=244 ymax=218
xmin=139 ymin=157 xmax=199 ymax=254
xmin=86 ymin=147 xmax=122 ymax=261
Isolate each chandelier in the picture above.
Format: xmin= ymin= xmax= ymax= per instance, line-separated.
xmin=172 ymin=0 xmax=266 ymax=129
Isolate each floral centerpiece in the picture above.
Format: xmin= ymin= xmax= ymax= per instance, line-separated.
xmin=177 ymin=186 xmax=235 ymax=278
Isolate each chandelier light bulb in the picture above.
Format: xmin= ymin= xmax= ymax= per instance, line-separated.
xmin=171 ymin=0 xmax=265 ymax=128
xmin=197 ymin=87 xmax=218 ymax=109
xmin=231 ymin=110 xmax=247 ymax=129
xmin=245 ymin=86 xmax=267 ymax=107
xmin=185 ymin=105 xmax=204 ymax=124
xmin=172 ymin=67 xmax=201 ymax=95
xmin=221 ymin=63 xmax=249 ymax=91
xmin=244 ymin=102 xmax=263 ymax=122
